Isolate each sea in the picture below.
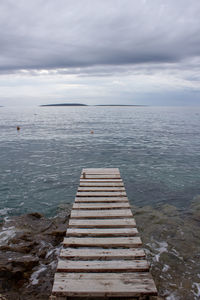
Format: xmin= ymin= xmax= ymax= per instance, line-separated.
xmin=0 ymin=105 xmax=200 ymax=299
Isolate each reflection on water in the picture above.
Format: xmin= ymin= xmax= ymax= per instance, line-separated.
xmin=133 ymin=196 xmax=200 ymax=299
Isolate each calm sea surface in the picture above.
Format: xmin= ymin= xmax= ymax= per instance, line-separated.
xmin=0 ymin=106 xmax=200 ymax=217
xmin=0 ymin=106 xmax=200 ymax=299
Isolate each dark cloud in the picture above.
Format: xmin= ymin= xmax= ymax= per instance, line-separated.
xmin=0 ymin=0 xmax=200 ymax=74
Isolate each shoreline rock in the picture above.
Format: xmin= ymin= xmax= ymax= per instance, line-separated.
xmin=0 ymin=210 xmax=70 ymax=300
xmin=0 ymin=202 xmax=199 ymax=299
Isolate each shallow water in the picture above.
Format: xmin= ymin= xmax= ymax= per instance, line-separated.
xmin=0 ymin=106 xmax=200 ymax=299
xmin=133 ymin=201 xmax=200 ymax=299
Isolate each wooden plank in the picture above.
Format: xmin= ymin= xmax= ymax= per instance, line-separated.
xmin=82 ymin=168 xmax=120 ymax=174
xmin=76 ymin=191 xmax=126 ymax=197
xmin=63 ymin=237 xmax=142 ymax=247
xmin=52 ymin=272 xmax=157 ymax=297
xmin=78 ymin=187 xmax=125 ymax=192
xmin=71 ymin=209 xmax=133 ymax=219
xmin=80 ymin=179 xmax=123 ymax=182
xmin=51 ymin=168 xmax=158 ymax=299
xmin=73 ymin=202 xmax=130 ymax=210
xmin=80 ymin=174 xmax=121 ymax=179
xmin=75 ymin=197 xmax=128 ymax=203
xmin=57 ymin=259 xmax=149 ymax=273
xmin=60 ymin=248 xmax=145 ymax=259
xmin=66 ymin=227 xmax=138 ymax=237
xmin=79 ymin=182 xmax=124 ymax=187
xmin=68 ymin=218 xmax=136 ymax=228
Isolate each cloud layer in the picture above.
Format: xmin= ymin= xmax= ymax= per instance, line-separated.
xmin=1 ymin=0 xmax=200 ymax=71
xmin=0 ymin=0 xmax=200 ymax=105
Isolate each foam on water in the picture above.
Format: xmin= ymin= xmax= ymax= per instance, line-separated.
xmin=166 ymin=293 xmax=179 ymax=300
xmin=29 ymin=264 xmax=47 ymax=285
xmin=0 ymin=208 xmax=13 ymax=216
xmin=162 ymin=264 xmax=170 ymax=272
xmin=29 ymin=245 xmax=61 ymax=286
xmin=0 ymin=225 xmax=16 ymax=246
xmin=147 ymin=241 xmax=168 ymax=262
xmin=192 ymin=283 xmax=200 ymax=298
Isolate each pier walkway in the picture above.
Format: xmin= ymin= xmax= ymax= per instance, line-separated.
xmin=51 ymin=168 xmax=157 ymax=299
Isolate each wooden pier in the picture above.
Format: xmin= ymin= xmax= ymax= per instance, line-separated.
xmin=51 ymin=168 xmax=157 ymax=299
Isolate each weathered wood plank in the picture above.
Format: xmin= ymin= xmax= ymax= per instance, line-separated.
xmin=75 ymin=196 xmax=128 ymax=203
xmin=76 ymin=191 xmax=127 ymax=197
xmin=63 ymin=237 xmax=142 ymax=247
xmin=68 ymin=218 xmax=136 ymax=228
xmin=82 ymin=168 xmax=120 ymax=174
xmin=60 ymin=248 xmax=145 ymax=259
xmin=80 ymin=174 xmax=121 ymax=179
xmin=79 ymin=182 xmax=124 ymax=187
xmin=73 ymin=202 xmax=130 ymax=210
xmin=66 ymin=227 xmax=138 ymax=237
xmin=78 ymin=187 xmax=125 ymax=192
xmin=71 ymin=209 xmax=133 ymax=219
xmin=52 ymin=272 xmax=157 ymax=297
xmin=80 ymin=179 xmax=123 ymax=182
xmin=51 ymin=168 xmax=158 ymax=299
xmin=57 ymin=259 xmax=149 ymax=273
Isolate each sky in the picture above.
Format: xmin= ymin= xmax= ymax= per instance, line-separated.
xmin=0 ymin=0 xmax=200 ymax=106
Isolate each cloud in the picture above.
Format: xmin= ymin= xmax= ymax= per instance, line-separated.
xmin=0 ymin=0 xmax=200 ymax=73
xmin=0 ymin=0 xmax=200 ymax=105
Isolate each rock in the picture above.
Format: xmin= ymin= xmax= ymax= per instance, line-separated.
xmin=0 ymin=211 xmax=70 ymax=300
xmin=0 ymin=253 xmax=39 ymax=282
xmin=49 ymin=228 xmax=66 ymax=237
xmin=38 ymin=249 xmax=47 ymax=259
xmin=12 ymin=256 xmax=39 ymax=270
xmin=11 ymin=233 xmax=33 ymax=243
xmin=27 ymin=212 xmax=43 ymax=219
xmin=0 ymin=241 xmax=37 ymax=254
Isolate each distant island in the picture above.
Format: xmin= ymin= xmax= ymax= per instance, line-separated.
xmin=40 ymin=103 xmax=146 ymax=107
xmin=95 ymin=105 xmax=147 ymax=107
xmin=40 ymin=103 xmax=88 ymax=107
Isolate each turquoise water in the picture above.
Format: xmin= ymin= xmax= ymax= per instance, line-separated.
xmin=0 ymin=106 xmax=200 ymax=218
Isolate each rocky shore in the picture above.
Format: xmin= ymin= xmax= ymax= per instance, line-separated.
xmin=0 ymin=209 xmax=70 ymax=300
xmin=0 ymin=198 xmax=200 ymax=299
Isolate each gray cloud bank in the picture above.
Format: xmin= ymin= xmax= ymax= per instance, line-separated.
xmin=0 ymin=0 xmax=200 ymax=74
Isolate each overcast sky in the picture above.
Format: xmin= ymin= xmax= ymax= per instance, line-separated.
xmin=0 ymin=0 xmax=200 ymax=106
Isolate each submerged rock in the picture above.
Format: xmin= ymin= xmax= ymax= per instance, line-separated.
xmin=0 ymin=210 xmax=70 ymax=300
xmin=27 ymin=212 xmax=43 ymax=219
xmin=132 ymin=203 xmax=200 ymax=300
xmin=190 ymin=195 xmax=200 ymax=221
